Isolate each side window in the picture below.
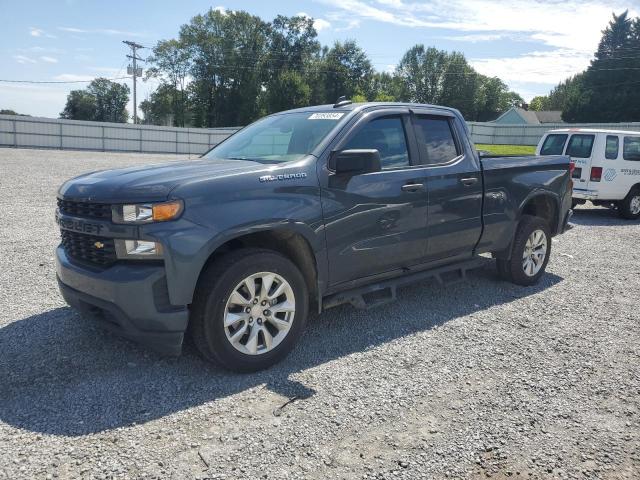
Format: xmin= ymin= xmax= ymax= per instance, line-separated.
xmin=540 ymin=134 xmax=568 ymax=155
xmin=605 ymin=135 xmax=619 ymax=160
xmin=566 ymin=134 xmax=595 ymax=158
xmin=412 ymin=115 xmax=460 ymax=165
xmin=623 ymin=136 xmax=640 ymax=161
xmin=344 ymin=116 xmax=409 ymax=169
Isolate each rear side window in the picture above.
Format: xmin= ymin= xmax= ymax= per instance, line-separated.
xmin=605 ymin=135 xmax=619 ymax=160
xmin=412 ymin=115 xmax=460 ymax=164
xmin=540 ymin=134 xmax=568 ymax=155
xmin=345 ymin=116 xmax=410 ymax=169
xmin=623 ymin=136 xmax=640 ymax=161
xmin=566 ymin=134 xmax=595 ymax=158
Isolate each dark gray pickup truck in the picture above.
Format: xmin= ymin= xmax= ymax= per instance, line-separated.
xmin=56 ymin=101 xmax=573 ymax=372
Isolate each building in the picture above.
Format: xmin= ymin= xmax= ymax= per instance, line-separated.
xmin=493 ymin=107 xmax=564 ymax=125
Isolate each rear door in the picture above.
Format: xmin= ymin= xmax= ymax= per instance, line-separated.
xmin=564 ymin=133 xmax=596 ymax=191
xmin=409 ymin=109 xmax=483 ymax=263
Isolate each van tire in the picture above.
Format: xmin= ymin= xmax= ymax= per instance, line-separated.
xmin=497 ymin=215 xmax=551 ymax=286
xmin=618 ymin=188 xmax=640 ymax=220
xmin=190 ymin=248 xmax=309 ymax=372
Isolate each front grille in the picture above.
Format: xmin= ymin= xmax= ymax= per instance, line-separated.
xmin=57 ymin=199 xmax=112 ymax=220
xmin=61 ymin=230 xmax=117 ymax=267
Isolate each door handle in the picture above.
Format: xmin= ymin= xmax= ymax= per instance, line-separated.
xmin=401 ymin=183 xmax=425 ymax=193
xmin=460 ymin=177 xmax=478 ymax=186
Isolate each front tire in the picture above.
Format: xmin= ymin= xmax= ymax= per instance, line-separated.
xmin=497 ymin=215 xmax=551 ymax=286
xmin=618 ymin=188 xmax=640 ymax=220
xmin=190 ymin=249 xmax=309 ymax=372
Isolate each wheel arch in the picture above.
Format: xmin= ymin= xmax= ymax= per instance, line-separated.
xmin=519 ymin=191 xmax=561 ymax=235
xmin=192 ymin=225 xmax=323 ymax=309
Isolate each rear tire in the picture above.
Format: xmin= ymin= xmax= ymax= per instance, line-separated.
xmin=190 ymin=248 xmax=309 ymax=372
xmin=497 ymin=215 xmax=551 ymax=286
xmin=618 ymin=188 xmax=640 ymax=220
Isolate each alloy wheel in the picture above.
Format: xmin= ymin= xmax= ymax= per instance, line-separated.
xmin=223 ymin=272 xmax=296 ymax=355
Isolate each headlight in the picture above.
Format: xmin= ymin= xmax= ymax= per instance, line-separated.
xmin=112 ymin=200 xmax=183 ymax=224
xmin=115 ymin=239 xmax=163 ymax=259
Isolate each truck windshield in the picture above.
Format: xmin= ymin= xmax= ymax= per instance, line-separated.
xmin=203 ymin=112 xmax=345 ymax=163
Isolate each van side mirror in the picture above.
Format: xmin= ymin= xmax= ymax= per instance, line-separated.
xmin=328 ymin=149 xmax=381 ymax=175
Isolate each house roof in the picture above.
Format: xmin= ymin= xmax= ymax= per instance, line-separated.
xmin=495 ymin=107 xmax=564 ymax=124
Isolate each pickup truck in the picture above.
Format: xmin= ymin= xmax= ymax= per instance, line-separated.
xmin=56 ymin=101 xmax=573 ymax=372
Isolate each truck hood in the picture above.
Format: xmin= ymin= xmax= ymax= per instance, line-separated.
xmin=58 ymin=159 xmax=266 ymax=203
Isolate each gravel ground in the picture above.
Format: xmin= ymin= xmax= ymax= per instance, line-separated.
xmin=0 ymin=147 xmax=639 ymax=480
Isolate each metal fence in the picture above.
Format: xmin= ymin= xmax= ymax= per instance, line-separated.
xmin=467 ymin=121 xmax=640 ymax=146
xmin=2 ymin=114 xmax=640 ymax=153
xmin=0 ymin=114 xmax=240 ymax=154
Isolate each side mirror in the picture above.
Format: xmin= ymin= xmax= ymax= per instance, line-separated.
xmin=328 ymin=149 xmax=381 ymax=175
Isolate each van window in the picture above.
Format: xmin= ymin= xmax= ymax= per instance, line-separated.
xmin=566 ymin=134 xmax=595 ymax=158
xmin=623 ymin=136 xmax=640 ymax=161
xmin=605 ymin=136 xmax=619 ymax=160
xmin=412 ymin=115 xmax=460 ymax=164
xmin=540 ymin=134 xmax=568 ymax=155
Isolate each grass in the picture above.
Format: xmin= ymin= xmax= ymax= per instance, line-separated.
xmin=475 ymin=144 xmax=536 ymax=155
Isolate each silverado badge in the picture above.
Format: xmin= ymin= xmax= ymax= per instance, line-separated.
xmin=94 ymin=241 xmax=104 ymax=249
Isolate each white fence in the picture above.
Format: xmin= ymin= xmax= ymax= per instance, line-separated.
xmin=0 ymin=114 xmax=239 ymax=155
xmin=2 ymin=114 xmax=640 ymax=153
xmin=467 ymin=121 xmax=640 ymax=146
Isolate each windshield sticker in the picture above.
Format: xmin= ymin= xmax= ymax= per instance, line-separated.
xmin=308 ymin=113 xmax=345 ymax=120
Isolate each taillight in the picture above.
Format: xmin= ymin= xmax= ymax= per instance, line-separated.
xmin=590 ymin=166 xmax=603 ymax=182
xmin=569 ymin=161 xmax=576 ymax=176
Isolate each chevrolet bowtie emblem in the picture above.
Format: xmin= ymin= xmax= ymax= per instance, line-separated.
xmin=94 ymin=241 xmax=105 ymax=249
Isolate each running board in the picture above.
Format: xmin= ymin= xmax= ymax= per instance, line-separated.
xmin=322 ymin=257 xmax=490 ymax=311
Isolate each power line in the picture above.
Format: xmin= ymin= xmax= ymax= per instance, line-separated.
xmin=0 ymin=76 xmax=131 ymax=84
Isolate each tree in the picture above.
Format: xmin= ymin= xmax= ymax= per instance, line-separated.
xmin=180 ymin=9 xmax=269 ymax=127
xmin=563 ymin=11 xmax=640 ymax=122
xmin=87 ymin=78 xmax=130 ymax=123
xmin=139 ymin=84 xmax=176 ymax=125
xmin=529 ymin=96 xmax=549 ymax=111
xmin=261 ymin=15 xmax=320 ymax=113
xmin=60 ymin=90 xmax=97 ymax=120
xmin=320 ymin=40 xmax=373 ymax=104
xmin=146 ymin=39 xmax=191 ymax=126
xmin=396 ymin=45 xmax=448 ymax=104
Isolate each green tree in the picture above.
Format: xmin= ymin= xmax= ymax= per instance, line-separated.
xmin=139 ymin=84 xmax=176 ymax=125
xmin=528 ymin=96 xmax=549 ymax=111
xmin=60 ymin=90 xmax=98 ymax=120
xmin=320 ymin=40 xmax=373 ymax=104
xmin=88 ymin=78 xmax=130 ymax=122
xmin=180 ymin=9 xmax=269 ymax=127
xmin=262 ymin=15 xmax=320 ymax=113
xmin=146 ymin=39 xmax=191 ymax=126
xmin=563 ymin=11 xmax=640 ymax=121
xmin=396 ymin=45 xmax=448 ymax=104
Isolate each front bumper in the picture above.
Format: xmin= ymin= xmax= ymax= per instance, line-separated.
xmin=56 ymin=246 xmax=188 ymax=355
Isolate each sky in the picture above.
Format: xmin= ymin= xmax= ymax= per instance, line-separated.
xmin=1 ymin=0 xmax=638 ymax=120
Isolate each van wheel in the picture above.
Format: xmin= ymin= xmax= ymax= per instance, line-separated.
xmin=618 ymin=188 xmax=640 ymax=220
xmin=496 ymin=215 xmax=551 ymax=286
xmin=190 ymin=248 xmax=308 ymax=372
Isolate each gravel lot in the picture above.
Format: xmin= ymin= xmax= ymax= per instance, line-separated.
xmin=0 ymin=147 xmax=639 ymax=480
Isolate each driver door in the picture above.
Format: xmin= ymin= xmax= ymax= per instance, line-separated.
xmin=319 ymin=108 xmax=430 ymax=287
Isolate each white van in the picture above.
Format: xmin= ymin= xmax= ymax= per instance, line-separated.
xmin=536 ymin=128 xmax=640 ymax=219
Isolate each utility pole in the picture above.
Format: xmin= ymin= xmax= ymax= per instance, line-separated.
xmin=123 ymin=40 xmax=145 ymax=124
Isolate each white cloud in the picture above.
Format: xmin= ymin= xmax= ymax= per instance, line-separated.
xmin=213 ymin=5 xmax=227 ymax=14
xmin=471 ymin=49 xmax=592 ymax=86
xmin=318 ymin=0 xmax=639 ymax=93
xmin=57 ymin=26 xmax=146 ymax=37
xmin=13 ymin=55 xmax=37 ymax=64
xmin=52 ymin=74 xmax=95 ymax=82
xmin=40 ymin=56 xmax=59 ymax=64
xmin=296 ymin=11 xmax=332 ymax=32
xmin=29 ymin=27 xmax=57 ymax=38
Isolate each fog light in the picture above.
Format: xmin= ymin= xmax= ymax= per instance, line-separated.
xmin=115 ymin=239 xmax=163 ymax=259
